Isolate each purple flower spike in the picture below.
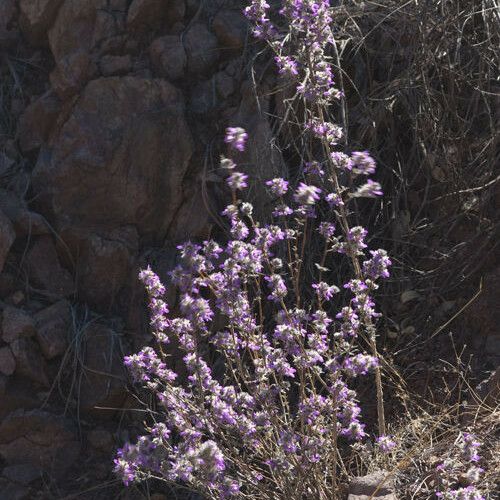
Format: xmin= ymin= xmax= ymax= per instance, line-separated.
xmin=224 ymin=127 xmax=248 ymax=152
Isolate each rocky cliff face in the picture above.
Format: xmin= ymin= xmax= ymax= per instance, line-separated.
xmin=0 ymin=1 xmax=285 ymax=496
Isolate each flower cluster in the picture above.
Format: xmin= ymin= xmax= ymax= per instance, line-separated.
xmin=115 ymin=122 xmax=392 ymax=497
xmin=116 ymin=1 xmax=394 ymax=497
xmin=436 ymin=432 xmax=485 ymax=499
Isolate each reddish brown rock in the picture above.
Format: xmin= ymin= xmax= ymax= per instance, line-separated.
xmin=126 ymin=0 xmax=168 ymax=33
xmin=0 ymin=376 xmax=40 ymax=420
xmin=49 ymin=50 xmax=98 ymax=100
xmin=165 ymin=0 xmax=185 ymax=26
xmin=0 ymin=347 xmax=16 ymax=376
xmin=19 ymin=0 xmax=64 ymax=46
xmin=32 ymin=77 xmax=193 ymax=240
xmin=99 ymin=54 xmax=132 ymax=76
xmin=0 ymin=189 xmax=50 ymax=238
xmin=78 ymin=323 xmax=127 ymax=416
xmin=185 ymin=24 xmax=219 ymax=76
xmin=213 ymin=10 xmax=248 ymax=50
xmin=59 ymin=225 xmax=138 ymax=309
xmin=87 ymin=428 xmax=114 ymax=453
xmin=9 ymin=338 xmax=49 ymax=387
xmin=2 ymin=463 xmax=41 ymax=486
xmin=0 ymin=209 xmax=15 ymax=274
xmin=0 ymin=409 xmax=80 ymax=478
xmin=149 ymin=35 xmax=186 ymax=81
xmin=48 ymin=0 xmax=123 ymax=99
xmin=33 ymin=300 xmax=71 ymax=359
xmin=17 ymin=90 xmax=61 ymax=153
xmin=25 ymin=236 xmax=74 ymax=298
xmin=1 ymin=307 xmax=36 ymax=343
xmin=0 ymin=479 xmax=30 ymax=500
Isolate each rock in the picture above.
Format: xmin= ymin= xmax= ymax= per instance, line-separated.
xmin=87 ymin=428 xmax=114 ymax=453
xmin=0 ymin=376 xmax=40 ymax=420
xmin=184 ymin=24 xmax=219 ymax=76
xmin=32 ymin=77 xmax=193 ymax=241
xmin=165 ymin=0 xmax=185 ymax=26
xmin=0 ymin=409 xmax=80 ymax=478
xmin=99 ymin=54 xmax=132 ymax=76
xmin=0 ymin=209 xmax=15 ymax=274
xmin=0 ymin=272 xmax=16 ymax=299
xmin=212 ymin=10 xmax=248 ymax=50
xmin=2 ymin=464 xmax=41 ymax=486
xmin=48 ymin=0 xmax=120 ymax=99
xmin=190 ymin=79 xmax=218 ymax=115
xmin=0 ymin=190 xmax=45 ymax=236
xmin=0 ymin=189 xmax=50 ymax=238
xmin=0 ymin=151 xmax=14 ymax=177
xmin=79 ymin=323 xmax=127 ymax=416
xmin=0 ymin=479 xmax=30 ymax=500
xmin=49 ymin=50 xmax=98 ymax=100
xmin=0 ymin=0 xmax=19 ymax=49
xmin=348 ymin=471 xmax=396 ymax=500
xmin=59 ymin=225 xmax=138 ymax=309
xmin=19 ymin=0 xmax=64 ymax=46
xmin=17 ymin=90 xmax=62 ymax=153
xmin=127 ymin=0 xmax=167 ymax=33
xmin=149 ymin=35 xmax=186 ymax=81
xmin=1 ymin=307 xmax=36 ymax=343
xmin=33 ymin=300 xmax=71 ymax=359
xmin=0 ymin=346 xmax=16 ymax=376
xmin=9 ymin=338 xmax=49 ymax=387
xmin=215 ymin=70 xmax=235 ymax=99
xmin=25 ymin=236 xmax=74 ymax=298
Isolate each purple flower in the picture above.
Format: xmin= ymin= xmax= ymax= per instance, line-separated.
xmin=351 ymin=151 xmax=376 ymax=175
xmin=330 ymin=152 xmax=353 ymax=170
xmin=227 ymin=171 xmax=248 ymax=190
xmin=343 ymin=354 xmax=378 ymax=377
xmin=266 ymin=177 xmax=289 ymax=196
xmin=376 ymin=435 xmax=396 ymax=453
xmin=363 ymin=249 xmax=392 ymax=279
xmin=224 ymin=127 xmax=248 ymax=152
xmin=294 ymin=182 xmax=321 ymax=205
xmin=139 ymin=266 xmax=165 ymax=297
xmin=275 ymin=55 xmax=299 ymax=75
xmin=325 ymin=192 xmax=344 ymax=207
xmin=353 ymin=179 xmax=383 ymax=198
xmin=312 ymin=282 xmax=340 ymax=301
xmin=265 ymin=274 xmax=288 ymax=302
xmin=319 ymin=222 xmax=336 ymax=238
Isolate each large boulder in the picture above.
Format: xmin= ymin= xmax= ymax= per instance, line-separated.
xmin=32 ymin=76 xmax=193 ymax=242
